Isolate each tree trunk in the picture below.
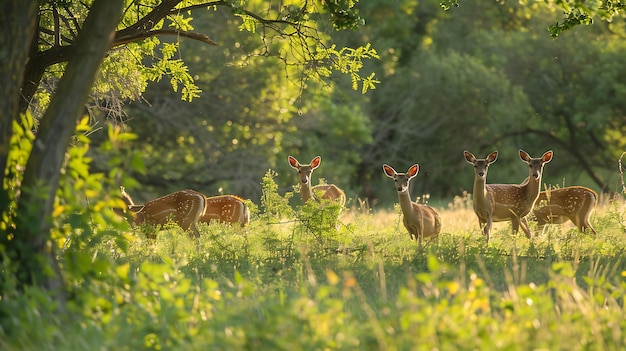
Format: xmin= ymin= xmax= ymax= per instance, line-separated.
xmin=0 ymin=0 xmax=37 ymax=197
xmin=11 ymin=0 xmax=124 ymax=299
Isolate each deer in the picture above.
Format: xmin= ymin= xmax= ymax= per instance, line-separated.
xmin=198 ymin=195 xmax=250 ymax=227
xmin=288 ymin=155 xmax=346 ymax=207
xmin=382 ymin=163 xmax=442 ymax=244
xmin=464 ymin=149 xmax=553 ymax=242
xmin=530 ymin=186 xmax=598 ymax=235
xmin=120 ymin=186 xmax=207 ymax=239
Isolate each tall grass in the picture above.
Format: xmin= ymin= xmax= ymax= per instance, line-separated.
xmin=1 ymin=178 xmax=625 ymax=350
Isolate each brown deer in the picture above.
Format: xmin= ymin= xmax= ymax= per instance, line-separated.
xmin=198 ymin=195 xmax=250 ymax=227
xmin=288 ymin=156 xmax=346 ymax=206
xmin=530 ymin=186 xmax=597 ymax=235
xmin=383 ymin=163 xmax=442 ymax=244
xmin=464 ymin=149 xmax=553 ymax=242
xmin=120 ymin=186 xmax=207 ymax=238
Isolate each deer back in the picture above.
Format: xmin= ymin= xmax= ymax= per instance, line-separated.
xmin=313 ymin=184 xmax=346 ymax=206
xmin=533 ymin=186 xmax=597 ymax=227
xmin=133 ymin=189 xmax=207 ymax=231
xmin=200 ymin=195 xmax=250 ymax=227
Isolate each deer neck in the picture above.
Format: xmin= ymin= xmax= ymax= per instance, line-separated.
xmin=472 ymin=175 xmax=490 ymax=208
xmin=522 ymin=173 xmax=541 ymax=207
xmin=397 ymin=190 xmax=416 ymax=220
xmin=301 ymin=181 xmax=315 ymax=202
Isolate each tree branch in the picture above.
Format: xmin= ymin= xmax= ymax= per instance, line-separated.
xmin=39 ymin=27 xmax=73 ymax=45
xmin=115 ymin=0 xmax=183 ymax=37
xmin=175 ymin=0 xmax=303 ymax=30
xmin=115 ymin=29 xmax=217 ymax=46
xmin=53 ymin=4 xmax=60 ymax=46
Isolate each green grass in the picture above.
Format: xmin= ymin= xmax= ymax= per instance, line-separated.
xmin=1 ymin=192 xmax=625 ymax=350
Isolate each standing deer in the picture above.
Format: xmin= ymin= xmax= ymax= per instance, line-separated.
xmin=288 ymin=156 xmax=346 ymax=207
xmin=199 ymin=195 xmax=250 ymax=227
xmin=120 ymin=186 xmax=207 ymax=238
xmin=382 ymin=164 xmax=442 ymax=244
xmin=464 ymin=149 xmax=553 ymax=242
xmin=531 ymin=186 xmax=597 ymax=235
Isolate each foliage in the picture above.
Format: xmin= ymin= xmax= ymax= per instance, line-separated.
xmin=1 ymin=112 xmax=126 ymax=247
xmin=257 ymin=168 xmax=348 ymax=265
xmin=259 ymin=169 xmax=294 ymax=221
xmin=15 ymin=116 xmax=129 ymax=248
xmin=32 ymin=1 xmax=203 ymax=113
xmin=1 ymin=113 xmax=36 ymax=233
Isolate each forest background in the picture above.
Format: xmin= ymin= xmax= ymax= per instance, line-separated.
xmin=94 ymin=0 xmax=625 ymax=208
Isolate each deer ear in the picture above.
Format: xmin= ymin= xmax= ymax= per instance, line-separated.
xmin=542 ymin=150 xmax=553 ymax=163
xmin=288 ymin=156 xmax=299 ymax=169
xmin=407 ymin=164 xmax=420 ymax=178
xmin=519 ymin=149 xmax=530 ymax=162
xmin=487 ymin=151 xmax=498 ymax=163
xmin=463 ymin=151 xmax=476 ymax=164
xmin=310 ymin=156 xmax=322 ymax=169
xmin=382 ymin=164 xmax=396 ymax=178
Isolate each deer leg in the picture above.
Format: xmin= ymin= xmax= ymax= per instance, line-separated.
xmin=190 ymin=223 xmax=201 ymax=239
xmin=570 ymin=215 xmax=583 ymax=233
xmin=520 ymin=217 xmax=531 ymax=239
xmin=572 ymin=215 xmax=595 ymax=235
xmin=511 ymin=216 xmax=520 ymax=234
xmin=416 ymin=219 xmax=424 ymax=243
xmin=482 ymin=220 xmax=491 ymax=243
xmin=580 ymin=216 xmax=597 ymax=236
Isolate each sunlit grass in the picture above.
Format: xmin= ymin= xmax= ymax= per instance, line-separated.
xmin=3 ymin=191 xmax=625 ymax=350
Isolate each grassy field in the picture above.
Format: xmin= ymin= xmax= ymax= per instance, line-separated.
xmin=2 ymin=185 xmax=626 ymax=350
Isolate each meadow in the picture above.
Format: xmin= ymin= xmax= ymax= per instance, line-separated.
xmin=2 ymin=173 xmax=625 ymax=350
